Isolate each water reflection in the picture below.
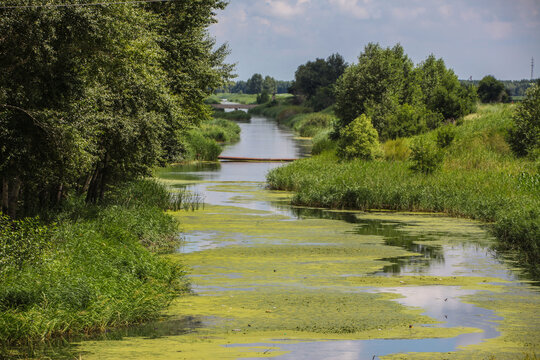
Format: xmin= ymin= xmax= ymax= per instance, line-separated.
xmin=290 ymin=207 xmax=517 ymax=281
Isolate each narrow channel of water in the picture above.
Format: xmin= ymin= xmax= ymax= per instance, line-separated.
xmin=155 ymin=112 xmax=525 ymax=359
xmin=59 ymin=109 xmax=539 ymax=359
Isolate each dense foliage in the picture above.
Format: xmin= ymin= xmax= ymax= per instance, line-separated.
xmin=508 ymin=84 xmax=540 ymax=158
xmin=223 ymin=79 xmax=291 ymax=94
xmin=477 ymin=75 xmax=510 ymax=103
xmin=337 ymin=115 xmax=381 ymax=160
xmin=334 ymin=43 xmax=476 ymax=141
xmin=0 ymin=180 xmax=188 ymax=346
xmin=268 ymin=104 xmax=540 ymax=277
xmin=0 ymin=0 xmax=232 ymax=217
xmin=290 ymin=53 xmax=347 ymax=111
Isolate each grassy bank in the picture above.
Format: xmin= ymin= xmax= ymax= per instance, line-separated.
xmin=267 ymin=104 xmax=540 ymax=276
xmin=182 ymin=117 xmax=241 ymax=161
xmin=0 ymin=180 xmax=189 ymax=348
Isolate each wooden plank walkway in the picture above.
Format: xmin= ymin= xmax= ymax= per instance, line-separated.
xmin=212 ymin=104 xmax=257 ymax=109
xmin=218 ymin=156 xmax=297 ymax=162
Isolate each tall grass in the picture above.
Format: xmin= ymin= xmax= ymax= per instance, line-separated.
xmin=267 ymin=104 xmax=540 ymax=276
xmin=181 ymin=118 xmax=241 ymax=161
xmin=0 ymin=179 xmax=189 ymax=347
xmin=213 ymin=109 xmax=251 ymax=122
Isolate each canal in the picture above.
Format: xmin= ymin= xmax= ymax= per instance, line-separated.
xmin=73 ymin=111 xmax=539 ymax=359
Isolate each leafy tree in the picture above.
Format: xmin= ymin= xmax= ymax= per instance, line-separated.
xmin=0 ymin=0 xmax=232 ymax=217
xmin=291 ymin=53 xmax=347 ymax=111
xmin=246 ymin=73 xmax=264 ymax=94
xmin=337 ymin=114 xmax=382 ymax=160
xmin=276 ymin=80 xmax=293 ymax=94
xmin=334 ymin=43 xmax=414 ymax=131
xmin=262 ymin=76 xmax=277 ymax=94
xmin=257 ymin=90 xmax=271 ymax=104
xmin=477 ymin=75 xmax=509 ymax=103
xmin=334 ymin=44 xmax=476 ymax=141
xmin=508 ymin=84 xmax=540 ymax=157
xmin=416 ymin=55 xmax=477 ymax=120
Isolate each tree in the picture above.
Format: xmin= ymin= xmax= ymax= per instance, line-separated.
xmin=246 ymin=73 xmax=263 ymax=94
xmin=337 ymin=114 xmax=382 ymax=160
xmin=508 ymin=84 xmax=540 ymax=157
xmin=0 ymin=0 xmax=232 ymax=217
xmin=477 ymin=75 xmax=509 ymax=103
xmin=291 ymin=53 xmax=347 ymax=111
xmin=334 ymin=45 xmax=476 ymax=141
xmin=334 ymin=44 xmax=414 ymax=131
xmin=262 ymin=76 xmax=277 ymax=94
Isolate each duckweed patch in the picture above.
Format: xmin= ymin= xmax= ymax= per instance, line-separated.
xmin=75 ymin=181 xmax=540 ymax=359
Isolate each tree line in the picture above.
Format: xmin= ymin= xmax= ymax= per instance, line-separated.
xmin=0 ymin=0 xmax=233 ymax=218
xmin=220 ymin=75 xmax=292 ymax=95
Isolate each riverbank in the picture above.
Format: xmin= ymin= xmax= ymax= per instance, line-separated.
xmin=266 ymin=104 xmax=540 ymax=277
xmin=0 ymin=180 xmax=188 ymax=354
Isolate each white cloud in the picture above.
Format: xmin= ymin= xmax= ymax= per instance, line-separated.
xmin=264 ymin=0 xmax=311 ymax=18
xmin=328 ymin=0 xmax=372 ymax=19
xmin=438 ymin=4 xmax=453 ymax=18
xmin=391 ymin=7 xmax=426 ymax=20
xmin=484 ymin=21 xmax=513 ymax=40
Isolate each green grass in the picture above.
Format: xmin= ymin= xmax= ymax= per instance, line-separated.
xmin=267 ymin=104 xmax=540 ymax=276
xmin=213 ymin=109 xmax=251 ymax=122
xmin=182 ymin=118 xmax=241 ymax=161
xmin=214 ymin=93 xmax=257 ymax=104
xmin=0 ymin=179 xmax=189 ymax=347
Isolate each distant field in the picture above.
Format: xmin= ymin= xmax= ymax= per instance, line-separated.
xmin=210 ymin=92 xmax=293 ymax=105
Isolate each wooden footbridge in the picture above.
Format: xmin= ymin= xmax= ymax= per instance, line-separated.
xmin=212 ymin=104 xmax=257 ymax=110
xmin=218 ymin=156 xmax=297 ymax=162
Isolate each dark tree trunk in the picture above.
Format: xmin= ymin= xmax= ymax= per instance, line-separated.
xmin=1 ymin=177 xmax=8 ymax=214
xmin=8 ymin=177 xmax=21 ymax=218
xmin=56 ymin=183 xmax=64 ymax=204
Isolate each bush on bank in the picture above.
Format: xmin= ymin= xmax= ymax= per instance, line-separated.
xmin=0 ymin=180 xmax=187 ymax=345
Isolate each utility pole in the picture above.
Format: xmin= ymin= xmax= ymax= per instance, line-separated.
xmin=532 ymin=57 xmax=535 ymax=81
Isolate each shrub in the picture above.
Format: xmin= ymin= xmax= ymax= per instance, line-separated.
xmin=0 ymin=179 xmax=186 ymax=345
xmin=257 ymin=90 xmax=270 ymax=104
xmin=311 ymin=129 xmax=337 ymax=155
xmin=383 ymin=138 xmax=411 ymax=161
xmin=295 ymin=113 xmax=335 ymax=137
xmin=0 ymin=214 xmax=54 ymax=273
xmin=337 ymin=114 xmax=382 ymax=160
xmin=213 ymin=110 xmax=251 ymax=121
xmin=409 ymin=137 xmax=443 ymax=174
xmin=436 ymin=124 xmax=457 ymax=148
xmin=186 ymin=130 xmax=222 ymax=161
xmin=508 ymin=84 xmax=540 ymax=158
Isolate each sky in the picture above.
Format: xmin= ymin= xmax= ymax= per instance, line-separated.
xmin=209 ymin=0 xmax=540 ymax=81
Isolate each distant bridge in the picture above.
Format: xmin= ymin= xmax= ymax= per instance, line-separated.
xmin=212 ymin=104 xmax=257 ymax=110
xmin=218 ymin=156 xmax=297 ymax=162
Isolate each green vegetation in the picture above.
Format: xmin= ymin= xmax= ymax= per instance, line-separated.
xmin=182 ymin=118 xmax=241 ymax=161
xmin=335 ymin=44 xmax=477 ymax=141
xmin=215 ymin=92 xmax=258 ymax=104
xmin=213 ymin=109 xmax=252 ymax=121
xmin=0 ymin=1 xmax=232 ymax=217
xmin=0 ymin=1 xmax=230 ymax=349
xmin=268 ymin=104 xmax=540 ymax=276
xmin=222 ymin=77 xmax=292 ymax=94
xmin=0 ymin=180 xmax=188 ymax=347
xmin=409 ymin=137 xmax=443 ymax=174
xmin=289 ymin=53 xmax=347 ymax=111
xmin=478 ymin=75 xmax=511 ymax=103
xmin=292 ymin=113 xmax=336 ymax=137
xmin=249 ymin=97 xmax=312 ymax=125
xmin=508 ymin=84 xmax=540 ymax=157
xmin=337 ymin=114 xmax=382 ymax=160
